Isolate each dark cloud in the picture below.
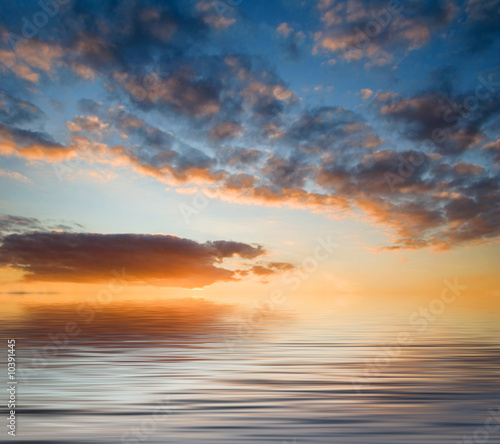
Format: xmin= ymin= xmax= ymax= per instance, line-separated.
xmin=462 ymin=0 xmax=500 ymax=53
xmin=276 ymin=23 xmax=306 ymax=61
xmin=235 ymin=262 xmax=296 ymax=281
xmin=0 ymin=231 xmax=270 ymax=287
xmin=313 ymin=0 xmax=457 ymax=65
xmin=76 ymin=107 xmax=225 ymax=184
xmin=0 ymin=90 xmax=45 ymax=126
xmin=220 ymin=147 xmax=262 ymax=167
xmin=0 ymin=0 xmax=294 ymax=127
xmin=374 ymin=79 xmax=500 ymax=154
xmin=316 ymin=148 xmax=500 ymax=250
xmin=77 ymin=98 xmax=103 ymax=115
xmin=286 ymin=106 xmax=380 ymax=154
xmin=0 ymin=214 xmax=43 ymax=234
xmin=250 ymin=262 xmax=296 ymax=276
xmin=405 ymin=0 xmax=457 ymax=26
xmin=0 ymin=122 xmax=73 ymax=160
xmin=0 ymin=214 xmax=84 ymax=238
xmin=125 ymin=133 xmax=222 ymax=184
xmin=484 ymin=139 xmax=500 ymax=164
xmin=313 ymin=0 xmax=500 ymax=65
xmin=0 ymin=0 xmax=499 ymax=253
xmin=262 ymin=155 xmax=312 ymax=189
xmin=209 ymin=121 xmax=243 ymax=140
xmin=208 ymin=240 xmax=264 ymax=259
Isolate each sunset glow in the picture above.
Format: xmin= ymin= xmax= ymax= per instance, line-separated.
xmin=0 ymin=0 xmax=499 ymax=442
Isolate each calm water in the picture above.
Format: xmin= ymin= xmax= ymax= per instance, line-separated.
xmin=1 ymin=298 xmax=500 ymax=443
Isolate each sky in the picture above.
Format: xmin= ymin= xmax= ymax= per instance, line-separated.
xmin=0 ymin=0 xmax=499 ymax=311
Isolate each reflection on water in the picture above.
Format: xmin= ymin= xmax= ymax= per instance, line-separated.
xmin=1 ymin=299 xmax=499 ymax=443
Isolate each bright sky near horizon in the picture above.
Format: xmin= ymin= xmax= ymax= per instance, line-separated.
xmin=0 ymin=0 xmax=499 ymax=309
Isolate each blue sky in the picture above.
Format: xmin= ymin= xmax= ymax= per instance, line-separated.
xmin=0 ymin=0 xmax=499 ymax=298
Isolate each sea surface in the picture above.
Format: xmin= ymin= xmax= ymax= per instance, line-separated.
xmin=1 ymin=298 xmax=500 ymax=443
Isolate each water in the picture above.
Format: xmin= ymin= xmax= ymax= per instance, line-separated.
xmin=1 ymin=298 xmax=500 ymax=443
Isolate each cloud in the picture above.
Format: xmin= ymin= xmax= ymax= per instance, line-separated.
xmin=0 ymin=214 xmax=84 ymax=237
xmin=262 ymin=154 xmax=312 ymax=189
xmin=77 ymin=99 xmax=103 ymax=115
xmin=65 ymin=107 xmax=225 ymax=185
xmin=234 ymin=262 xmax=296 ymax=283
xmin=0 ymin=168 xmax=32 ymax=183
xmin=249 ymin=262 xmax=296 ymax=276
xmin=0 ymin=48 xmax=39 ymax=83
xmin=285 ymin=106 xmax=381 ymax=153
xmin=0 ymin=231 xmax=270 ymax=287
xmin=67 ymin=115 xmax=110 ymax=135
xmin=31 ymin=2 xmax=295 ymax=123
xmin=374 ymin=74 xmax=500 ymax=154
xmin=0 ymin=90 xmax=45 ymax=126
xmin=276 ymin=23 xmax=306 ymax=60
xmin=14 ymin=40 xmax=63 ymax=74
xmin=219 ymin=147 xmax=262 ymax=167
xmin=0 ymin=92 xmax=76 ymax=162
xmin=0 ymin=0 xmax=499 ymax=253
xmin=313 ymin=0 xmax=456 ymax=65
xmin=462 ymin=0 xmax=500 ymax=53
xmin=0 ymin=27 xmax=64 ymax=82
xmin=0 ymin=123 xmax=76 ymax=161
xmin=484 ymin=139 xmax=500 ymax=164
xmin=360 ymin=88 xmax=373 ymax=100
xmin=316 ymin=148 xmax=500 ymax=250
xmin=209 ymin=121 xmax=244 ymax=140
xmin=277 ymin=23 xmax=294 ymax=38
xmin=0 ymin=214 xmax=43 ymax=234
xmin=196 ymin=0 xmax=238 ymax=30
xmin=46 ymin=97 xmax=500 ymax=251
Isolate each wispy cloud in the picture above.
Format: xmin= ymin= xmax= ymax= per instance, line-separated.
xmin=0 ymin=168 xmax=32 ymax=183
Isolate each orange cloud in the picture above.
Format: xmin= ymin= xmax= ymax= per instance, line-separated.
xmin=0 ymin=231 xmax=270 ymax=288
xmin=0 ymin=123 xmax=77 ymax=161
